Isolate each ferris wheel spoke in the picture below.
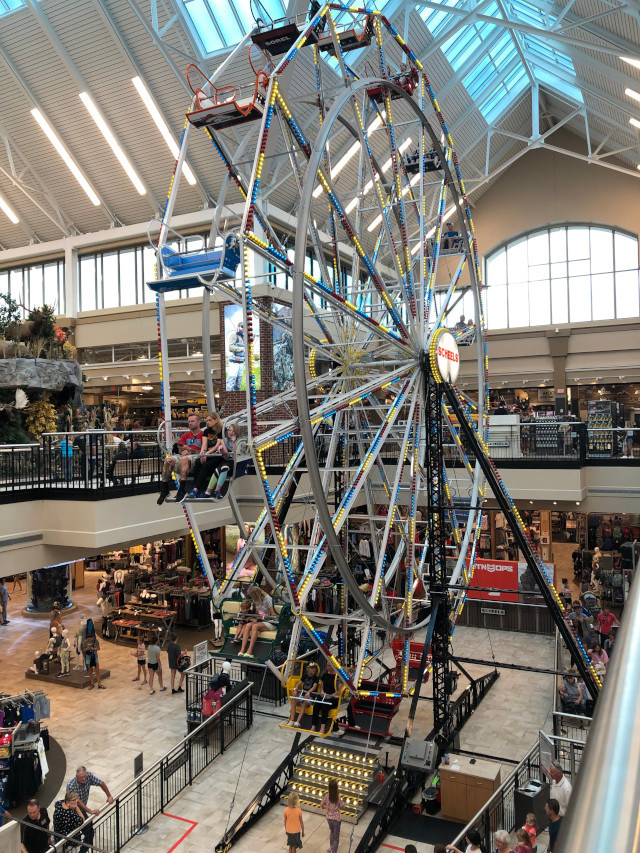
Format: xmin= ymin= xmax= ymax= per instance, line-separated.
xmin=367 ymin=383 xmax=419 ymax=611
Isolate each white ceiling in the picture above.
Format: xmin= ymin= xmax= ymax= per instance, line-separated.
xmin=0 ymin=0 xmax=638 ymax=252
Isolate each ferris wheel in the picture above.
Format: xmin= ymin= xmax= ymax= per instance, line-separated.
xmin=203 ymin=5 xmax=487 ymax=697
xmin=150 ymin=2 xmax=601 ymax=741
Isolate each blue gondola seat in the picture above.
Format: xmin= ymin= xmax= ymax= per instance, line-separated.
xmin=148 ymin=235 xmax=241 ymax=293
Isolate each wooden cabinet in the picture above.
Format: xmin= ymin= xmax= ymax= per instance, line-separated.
xmin=440 ymin=755 xmax=501 ymax=823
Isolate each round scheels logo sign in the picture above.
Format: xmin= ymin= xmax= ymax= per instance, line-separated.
xmin=434 ymin=330 xmax=460 ymax=383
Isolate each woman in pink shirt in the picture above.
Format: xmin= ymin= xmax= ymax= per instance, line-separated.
xmin=321 ymin=779 xmax=345 ymax=853
xmin=590 ymin=642 xmax=609 ymax=670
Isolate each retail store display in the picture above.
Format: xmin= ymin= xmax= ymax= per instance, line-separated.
xmin=587 ymin=400 xmax=624 ymax=458
xmin=0 ymin=692 xmax=50 ymax=807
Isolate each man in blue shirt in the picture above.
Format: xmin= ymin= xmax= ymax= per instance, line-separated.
xmin=545 ymin=798 xmax=563 ymax=852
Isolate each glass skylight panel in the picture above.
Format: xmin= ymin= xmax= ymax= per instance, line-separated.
xmin=182 ymin=0 xmax=285 ymax=54
xmin=417 ymin=0 xmax=464 ymax=39
xmin=0 ymin=0 xmax=25 ymax=16
xmin=418 ymin=0 xmax=584 ymax=123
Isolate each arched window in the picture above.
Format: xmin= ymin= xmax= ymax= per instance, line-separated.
xmin=484 ymin=225 xmax=639 ymax=329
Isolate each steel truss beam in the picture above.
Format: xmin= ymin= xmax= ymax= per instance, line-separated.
xmin=24 ymin=0 xmax=159 ymax=214
xmin=0 ymin=46 xmax=120 ymax=227
xmin=0 ymin=118 xmax=77 ymax=240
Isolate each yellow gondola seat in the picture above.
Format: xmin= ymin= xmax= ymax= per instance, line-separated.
xmin=280 ymin=660 xmax=349 ymax=737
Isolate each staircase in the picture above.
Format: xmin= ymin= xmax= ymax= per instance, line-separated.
xmin=283 ymin=739 xmax=381 ymax=823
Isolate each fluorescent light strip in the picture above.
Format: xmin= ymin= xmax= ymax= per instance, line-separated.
xmin=131 ymin=77 xmax=197 ymax=186
xmin=313 ymin=115 xmax=386 ymax=198
xmin=630 ymin=117 xmax=640 ymax=129
xmin=621 ymin=57 xmax=640 ymax=70
xmin=346 ymin=138 xmax=414 ymax=215
xmin=0 ymin=194 xmax=19 ymax=224
xmin=80 ymin=93 xmax=146 ymax=195
xmin=31 ymin=108 xmax=100 ymax=206
xmin=625 ymin=88 xmax=640 ymax=104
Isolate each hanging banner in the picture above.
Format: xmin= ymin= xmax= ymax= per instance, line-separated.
xmin=467 ymin=558 xmax=519 ymax=602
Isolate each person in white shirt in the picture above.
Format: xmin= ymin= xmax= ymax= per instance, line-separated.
xmin=549 ymin=760 xmax=572 ymax=816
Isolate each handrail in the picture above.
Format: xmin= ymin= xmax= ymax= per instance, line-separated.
xmin=48 ymin=681 xmax=253 ymax=852
xmin=557 ymin=544 xmax=640 ymax=851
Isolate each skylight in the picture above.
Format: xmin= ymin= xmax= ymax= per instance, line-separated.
xmin=418 ymin=0 xmax=583 ymax=123
xmin=0 ymin=0 xmax=25 ymax=17
xmin=181 ymin=0 xmax=286 ymax=55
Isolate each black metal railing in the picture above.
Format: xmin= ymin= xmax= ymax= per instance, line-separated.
xmin=0 ymin=421 xmax=636 ymax=503
xmin=449 ymin=742 xmax=543 ymax=851
xmin=446 ymin=423 xmax=639 ymax=466
xmin=455 ymin=599 xmax=556 ymax=634
xmin=49 ymin=681 xmax=253 ymax=853
xmin=186 ymin=656 xmax=287 ymax=716
xmin=354 ymin=771 xmax=406 ymax=853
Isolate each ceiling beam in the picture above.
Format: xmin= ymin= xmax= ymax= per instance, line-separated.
xmin=522 ymin=48 xmax=640 ymax=131
xmin=418 ymin=0 xmax=496 ymax=62
xmin=412 ymin=1 xmax=640 ymax=60
xmin=93 ymin=0 xmax=211 ymax=208
xmin=0 ymin=118 xmax=75 ymax=237
xmin=436 ymin=27 xmax=507 ymax=101
xmin=23 ymin=0 xmax=160 ymax=216
xmin=0 ymin=45 xmax=120 ymax=227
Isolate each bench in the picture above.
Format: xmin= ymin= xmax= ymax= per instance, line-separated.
xmin=280 ymin=659 xmax=350 ymax=737
xmin=213 ymin=598 xmax=293 ymax=662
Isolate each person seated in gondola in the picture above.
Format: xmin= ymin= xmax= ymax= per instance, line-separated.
xmin=310 ymin=663 xmax=341 ymax=736
xmin=189 ymin=421 xmax=239 ymax=500
xmin=286 ymin=661 xmax=319 ymax=727
xmin=442 ymin=221 xmax=460 ymax=251
xmin=424 ymin=149 xmax=441 ymax=171
xmin=237 ymin=587 xmax=277 ymax=659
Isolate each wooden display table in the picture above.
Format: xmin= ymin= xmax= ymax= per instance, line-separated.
xmin=440 ymin=755 xmax=501 ymax=823
xmin=111 ymin=605 xmax=176 ymax=647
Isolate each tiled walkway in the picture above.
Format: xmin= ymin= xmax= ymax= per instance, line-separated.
xmin=1 ymin=582 xmax=555 ymax=853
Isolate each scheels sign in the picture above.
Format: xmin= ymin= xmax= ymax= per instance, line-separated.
xmin=435 ymin=331 xmax=460 ymax=383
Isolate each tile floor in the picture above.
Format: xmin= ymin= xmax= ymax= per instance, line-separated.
xmin=0 ymin=580 xmax=557 ymax=853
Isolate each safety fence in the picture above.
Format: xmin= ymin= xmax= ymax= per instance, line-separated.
xmin=455 ymin=599 xmax=556 ymax=634
xmin=0 ymin=421 xmax=637 ymax=502
xmin=186 ymin=656 xmax=286 ymax=717
xmin=49 ymin=681 xmax=253 ymax=853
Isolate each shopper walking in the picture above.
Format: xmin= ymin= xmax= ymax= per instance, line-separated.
xmin=147 ymin=636 xmax=167 ymax=695
xmin=12 ymin=573 xmax=24 ymax=593
xmin=167 ymin=640 xmax=185 ymax=693
xmin=82 ymin=618 xmax=105 ymax=689
xmin=321 ymin=778 xmax=345 ymax=853
xmin=0 ymin=579 xmax=10 ymax=625
xmin=132 ymin=637 xmax=148 ymax=684
xmin=283 ymin=791 xmax=304 ymax=853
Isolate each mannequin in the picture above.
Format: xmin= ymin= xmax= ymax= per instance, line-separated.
xmin=31 ymin=651 xmax=42 ymax=674
xmin=58 ymin=629 xmax=72 ymax=677
xmin=97 ymin=596 xmax=113 ymax=638
xmin=75 ymin=618 xmax=87 ymax=671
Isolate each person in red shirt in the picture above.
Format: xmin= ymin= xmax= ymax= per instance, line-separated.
xmin=596 ymin=605 xmax=619 ymax=645
xmin=157 ymin=413 xmax=204 ymax=504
